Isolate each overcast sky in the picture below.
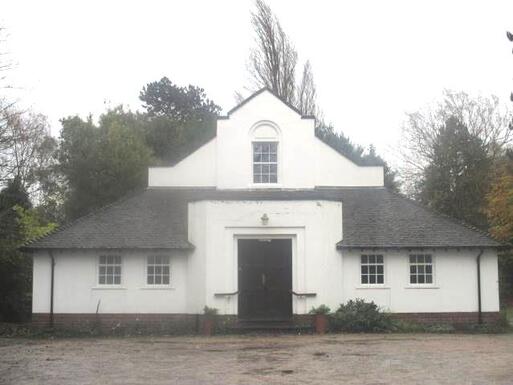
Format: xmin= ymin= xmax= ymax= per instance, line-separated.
xmin=2 ymin=0 xmax=513 ymax=168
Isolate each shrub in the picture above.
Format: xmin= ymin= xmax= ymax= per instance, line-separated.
xmin=309 ymin=304 xmax=331 ymax=315
xmin=203 ymin=306 xmax=218 ymax=317
xmin=331 ymin=299 xmax=392 ymax=332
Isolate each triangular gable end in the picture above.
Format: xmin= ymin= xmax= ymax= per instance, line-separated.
xmin=225 ymin=88 xmax=314 ymax=119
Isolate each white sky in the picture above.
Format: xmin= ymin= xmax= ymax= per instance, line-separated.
xmin=2 ymin=0 xmax=513 ymax=168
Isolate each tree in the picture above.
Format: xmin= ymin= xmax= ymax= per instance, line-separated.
xmin=140 ymin=77 xmax=221 ymax=164
xmin=401 ymin=90 xmax=512 ymax=195
xmin=59 ymin=107 xmax=153 ymax=220
xmin=296 ymin=61 xmax=319 ymax=117
xmin=485 ymin=153 xmax=513 ymax=301
xmin=140 ymin=77 xmax=220 ymax=122
xmin=417 ymin=117 xmax=491 ymax=228
xmin=0 ymin=106 xmax=57 ymax=202
xmin=485 ymin=154 xmax=513 ymax=241
xmin=249 ymin=0 xmax=297 ymax=104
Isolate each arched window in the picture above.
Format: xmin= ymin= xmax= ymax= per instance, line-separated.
xmin=250 ymin=122 xmax=280 ymax=184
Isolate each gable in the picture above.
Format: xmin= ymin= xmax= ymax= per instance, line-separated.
xmin=149 ymin=88 xmax=384 ymax=189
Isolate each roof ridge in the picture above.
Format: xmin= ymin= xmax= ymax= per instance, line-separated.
xmin=22 ymin=187 xmax=148 ymax=249
xmin=225 ymin=87 xmax=309 ymax=118
xmin=385 ymin=188 xmax=503 ymax=246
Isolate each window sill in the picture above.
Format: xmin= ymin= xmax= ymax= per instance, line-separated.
xmin=91 ymin=286 xmax=127 ymax=290
xmin=404 ymin=285 xmax=440 ymax=289
xmin=139 ymin=286 xmax=175 ymax=290
xmin=355 ymin=285 xmax=391 ymax=290
xmin=249 ymin=183 xmax=282 ymax=188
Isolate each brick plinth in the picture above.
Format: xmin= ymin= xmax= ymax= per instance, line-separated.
xmin=32 ymin=311 xmax=501 ymax=334
xmin=390 ymin=312 xmax=500 ymax=325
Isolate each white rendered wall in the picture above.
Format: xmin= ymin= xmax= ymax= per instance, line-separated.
xmin=147 ymin=90 xmax=384 ymax=188
xmin=148 ymin=138 xmax=217 ymax=187
xmin=341 ymin=249 xmax=500 ymax=313
xmin=32 ymin=249 xmax=188 ymax=314
xmin=186 ymin=200 xmax=344 ymax=315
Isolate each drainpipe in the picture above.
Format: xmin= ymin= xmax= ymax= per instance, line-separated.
xmin=476 ymin=249 xmax=484 ymax=325
xmin=49 ymin=250 xmax=55 ymax=328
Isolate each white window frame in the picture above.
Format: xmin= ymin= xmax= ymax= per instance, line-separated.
xmin=252 ymin=141 xmax=278 ymax=184
xmin=408 ymin=254 xmax=435 ymax=286
xmin=360 ymin=254 xmax=385 ymax=286
xmin=145 ymin=255 xmax=171 ymax=287
xmin=98 ymin=255 xmax=122 ymax=286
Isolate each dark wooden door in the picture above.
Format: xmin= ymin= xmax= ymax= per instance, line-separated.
xmin=238 ymin=239 xmax=292 ymax=320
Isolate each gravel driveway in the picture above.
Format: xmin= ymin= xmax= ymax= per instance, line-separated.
xmin=1 ymin=333 xmax=513 ymax=385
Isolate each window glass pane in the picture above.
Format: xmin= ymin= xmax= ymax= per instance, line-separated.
xmin=426 ymin=265 xmax=432 ymax=274
xmin=369 ymin=255 xmax=376 ymax=264
xmin=270 ymin=153 xmax=277 ymax=162
xmin=410 ymin=265 xmax=416 ymax=274
xmin=377 ymin=255 xmax=383 ymax=264
xmin=377 ymin=265 xmax=383 ymax=274
xmin=100 ymin=256 xmax=106 ymax=264
xmin=361 ymin=266 xmax=368 ymax=274
xmin=270 ymin=175 xmax=277 ymax=183
xmin=369 ymin=266 xmax=376 ymax=275
xmin=418 ymin=265 xmax=425 ymax=274
xmin=409 ymin=255 xmax=416 ymax=263
xmin=155 ymin=275 xmax=162 ymax=285
xmin=148 ymin=256 xmax=155 ymax=265
xmin=418 ymin=255 xmax=425 ymax=263
xmin=262 ymin=175 xmax=269 ymax=183
xmin=163 ymin=266 xmax=170 ymax=275
xmin=377 ymin=275 xmax=384 ymax=284
xmin=99 ymin=276 xmax=105 ymax=284
xmin=361 ymin=255 xmax=368 ymax=264
xmin=147 ymin=275 xmax=154 ymax=285
xmin=361 ymin=275 xmax=368 ymax=284
xmin=99 ymin=266 xmax=106 ymax=275
xmin=426 ymin=275 xmax=433 ymax=284
xmin=106 ymin=275 xmax=113 ymax=284
xmin=369 ymin=275 xmax=376 ymax=284
xmin=410 ymin=275 xmax=417 ymax=284
xmin=114 ymin=266 xmax=121 ymax=275
xmin=163 ymin=275 xmax=170 ymax=285
xmin=425 ymin=255 xmax=432 ymax=263
xmin=114 ymin=276 xmax=121 ymax=285
xmin=418 ymin=275 xmax=425 ymax=284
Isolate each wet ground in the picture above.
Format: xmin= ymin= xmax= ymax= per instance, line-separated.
xmin=1 ymin=333 xmax=513 ymax=384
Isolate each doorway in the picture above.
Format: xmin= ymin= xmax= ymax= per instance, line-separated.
xmin=237 ymin=238 xmax=292 ymax=321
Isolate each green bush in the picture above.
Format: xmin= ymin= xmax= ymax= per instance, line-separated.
xmin=203 ymin=306 xmax=218 ymax=316
xmin=331 ymin=299 xmax=392 ymax=332
xmin=309 ymin=304 xmax=331 ymax=315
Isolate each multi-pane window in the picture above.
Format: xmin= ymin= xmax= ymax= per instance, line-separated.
xmin=361 ymin=254 xmax=384 ymax=284
xmin=253 ymin=142 xmax=278 ymax=183
xmin=147 ymin=256 xmax=170 ymax=285
xmin=99 ymin=255 xmax=121 ymax=285
xmin=409 ymin=254 xmax=433 ymax=284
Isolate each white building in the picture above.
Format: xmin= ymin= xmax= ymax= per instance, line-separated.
xmin=26 ymin=89 xmax=502 ymax=330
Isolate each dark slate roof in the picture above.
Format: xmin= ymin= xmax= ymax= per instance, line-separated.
xmin=24 ymin=189 xmax=193 ymax=250
xmin=24 ymin=187 xmax=502 ymax=251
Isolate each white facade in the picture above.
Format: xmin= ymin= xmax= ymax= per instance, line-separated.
xmin=32 ymin=200 xmax=500 ymax=315
xmin=31 ymin=89 xmax=500 ymax=319
xmin=149 ymin=90 xmax=384 ymax=189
